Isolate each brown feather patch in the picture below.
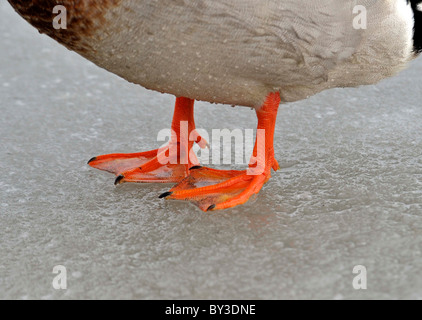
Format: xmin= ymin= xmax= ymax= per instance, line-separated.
xmin=7 ymin=0 xmax=121 ymax=53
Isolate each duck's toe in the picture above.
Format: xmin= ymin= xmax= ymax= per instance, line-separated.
xmin=89 ymin=147 xmax=196 ymax=184
xmin=160 ymin=166 xmax=270 ymax=211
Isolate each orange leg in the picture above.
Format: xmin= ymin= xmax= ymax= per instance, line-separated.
xmin=88 ymin=97 xmax=207 ymax=184
xmin=161 ymin=92 xmax=281 ymax=211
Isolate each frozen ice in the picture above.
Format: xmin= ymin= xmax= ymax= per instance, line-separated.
xmin=0 ymin=2 xmax=422 ymax=299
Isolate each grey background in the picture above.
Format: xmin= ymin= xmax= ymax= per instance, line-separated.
xmin=1 ymin=2 xmax=421 ymax=299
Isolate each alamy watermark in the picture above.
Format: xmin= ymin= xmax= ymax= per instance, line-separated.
xmin=156 ymin=123 xmax=267 ymax=175
xmin=52 ymin=5 xmax=67 ymax=30
xmin=353 ymin=5 xmax=367 ymax=30
xmin=52 ymin=265 xmax=67 ymax=290
xmin=353 ymin=265 xmax=367 ymax=290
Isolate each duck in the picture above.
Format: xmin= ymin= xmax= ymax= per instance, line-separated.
xmin=7 ymin=0 xmax=422 ymax=211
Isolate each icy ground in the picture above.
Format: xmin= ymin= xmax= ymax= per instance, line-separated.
xmin=0 ymin=2 xmax=421 ymax=299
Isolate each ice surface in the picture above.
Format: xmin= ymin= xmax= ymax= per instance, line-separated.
xmin=1 ymin=2 xmax=421 ymax=299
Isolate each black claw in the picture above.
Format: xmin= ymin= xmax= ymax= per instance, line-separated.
xmin=207 ymin=204 xmax=216 ymax=211
xmin=159 ymin=191 xmax=173 ymax=199
xmin=114 ymin=175 xmax=124 ymax=185
xmin=87 ymin=157 xmax=97 ymax=164
xmin=189 ymin=165 xmax=203 ymax=170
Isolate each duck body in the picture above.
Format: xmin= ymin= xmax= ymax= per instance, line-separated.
xmin=7 ymin=0 xmax=418 ymax=107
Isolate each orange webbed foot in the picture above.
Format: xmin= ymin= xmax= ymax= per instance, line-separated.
xmin=88 ymin=147 xmax=193 ymax=184
xmin=160 ymin=92 xmax=281 ymax=212
xmin=89 ymin=92 xmax=281 ymax=212
xmin=88 ymin=97 xmax=208 ymax=185
xmin=161 ymin=166 xmax=278 ymax=211
xmin=88 ymin=149 xmax=158 ymax=176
